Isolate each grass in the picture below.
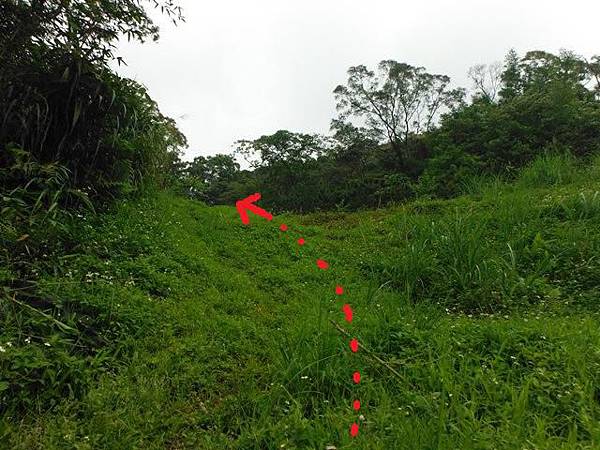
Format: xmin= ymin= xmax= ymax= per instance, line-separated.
xmin=2 ymin=154 xmax=600 ymax=448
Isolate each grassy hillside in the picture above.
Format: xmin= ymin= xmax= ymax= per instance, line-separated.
xmin=3 ymin=155 xmax=600 ymax=449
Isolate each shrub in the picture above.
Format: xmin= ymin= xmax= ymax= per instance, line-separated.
xmin=416 ymin=147 xmax=481 ymax=198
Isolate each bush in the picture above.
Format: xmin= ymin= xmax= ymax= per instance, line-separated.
xmin=416 ymin=147 xmax=482 ymax=198
xmin=0 ymin=62 xmax=186 ymax=202
xmin=0 ymin=1 xmax=187 ymax=206
xmin=0 ymin=147 xmax=93 ymax=228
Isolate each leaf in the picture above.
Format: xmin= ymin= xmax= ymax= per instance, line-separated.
xmin=10 ymin=296 xmax=78 ymax=334
xmin=61 ymin=66 xmax=70 ymax=81
xmin=72 ymin=102 xmax=82 ymax=129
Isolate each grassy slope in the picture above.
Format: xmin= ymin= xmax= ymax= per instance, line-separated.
xmin=3 ymin=157 xmax=600 ymax=449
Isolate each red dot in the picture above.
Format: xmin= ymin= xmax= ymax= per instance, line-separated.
xmin=353 ymin=400 xmax=361 ymax=411
xmin=353 ymin=371 xmax=361 ymax=384
xmin=342 ymin=304 xmax=353 ymax=323
xmin=335 ymin=285 xmax=344 ymax=295
xmin=279 ymin=224 xmax=288 ymax=232
xmin=350 ymin=339 xmax=359 ymax=353
xmin=297 ymin=238 xmax=305 ymax=246
xmin=316 ymin=259 xmax=329 ymax=270
xmin=350 ymin=423 xmax=359 ymax=437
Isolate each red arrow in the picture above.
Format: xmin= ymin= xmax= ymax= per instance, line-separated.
xmin=236 ymin=193 xmax=273 ymax=225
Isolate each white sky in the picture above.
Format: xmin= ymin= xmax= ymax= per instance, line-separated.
xmin=114 ymin=0 xmax=600 ymax=161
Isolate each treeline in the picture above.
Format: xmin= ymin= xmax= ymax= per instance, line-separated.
xmin=176 ymin=50 xmax=600 ymax=211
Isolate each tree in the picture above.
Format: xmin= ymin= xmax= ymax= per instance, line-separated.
xmin=204 ymin=154 xmax=240 ymax=182
xmin=234 ymin=130 xmax=328 ymax=168
xmin=468 ymin=62 xmax=503 ymax=102
xmin=586 ymin=55 xmax=600 ymax=99
xmin=232 ymin=131 xmax=333 ymax=211
xmin=330 ymin=119 xmax=379 ymax=164
xmin=0 ymin=0 xmax=184 ymax=68
xmin=519 ymin=50 xmax=589 ymax=94
xmin=499 ymin=49 xmax=522 ymax=101
xmin=500 ymin=49 xmax=593 ymax=101
xmin=333 ymin=60 xmax=464 ymax=162
xmin=185 ymin=153 xmax=240 ymax=182
xmin=185 ymin=156 xmax=209 ymax=180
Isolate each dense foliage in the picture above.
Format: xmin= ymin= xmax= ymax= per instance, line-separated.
xmin=0 ymin=0 xmax=186 ymax=417
xmin=179 ymin=50 xmax=600 ymax=212
xmin=1 ymin=0 xmax=186 ymax=210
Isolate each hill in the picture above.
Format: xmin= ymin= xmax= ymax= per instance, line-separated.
xmin=2 ymin=154 xmax=600 ymax=449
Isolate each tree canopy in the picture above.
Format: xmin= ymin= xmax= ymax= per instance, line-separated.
xmin=333 ymin=60 xmax=465 ymax=162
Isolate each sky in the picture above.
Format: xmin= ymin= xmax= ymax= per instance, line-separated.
xmin=114 ymin=0 xmax=600 ymax=161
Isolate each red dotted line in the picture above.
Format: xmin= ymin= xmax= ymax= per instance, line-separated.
xmin=279 ymin=222 xmax=361 ymax=439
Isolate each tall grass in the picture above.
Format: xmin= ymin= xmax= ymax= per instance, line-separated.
xmin=518 ymin=152 xmax=578 ymax=188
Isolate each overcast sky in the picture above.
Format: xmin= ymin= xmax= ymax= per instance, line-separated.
xmin=114 ymin=0 xmax=600 ymax=161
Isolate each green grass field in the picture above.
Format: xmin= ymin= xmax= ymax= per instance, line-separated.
xmin=3 ymin=155 xmax=600 ymax=449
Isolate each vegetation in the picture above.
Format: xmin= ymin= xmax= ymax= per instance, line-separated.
xmin=1 ymin=0 xmax=186 ymax=205
xmin=2 ymin=155 xmax=600 ymax=448
xmin=1 ymin=1 xmax=187 ymax=423
xmin=177 ymin=49 xmax=600 ymax=211
xmin=2 ymin=0 xmax=600 ymax=448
